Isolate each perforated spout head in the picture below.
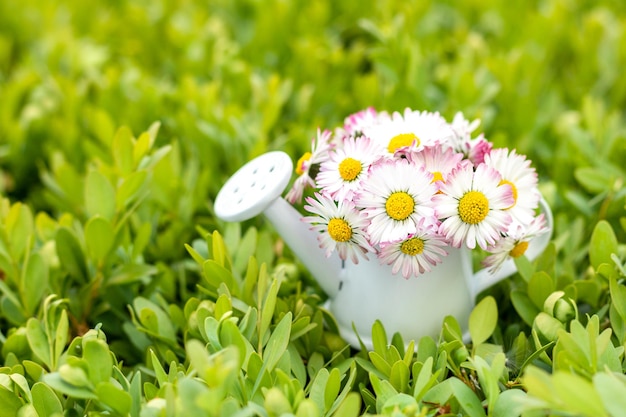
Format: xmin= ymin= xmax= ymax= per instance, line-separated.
xmin=214 ymin=151 xmax=293 ymax=222
xmin=214 ymin=151 xmax=343 ymax=298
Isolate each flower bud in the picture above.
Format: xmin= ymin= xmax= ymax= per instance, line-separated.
xmin=533 ymin=312 xmax=565 ymax=343
xmin=543 ymin=291 xmax=577 ymax=323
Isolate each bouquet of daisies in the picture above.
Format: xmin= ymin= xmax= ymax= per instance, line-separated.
xmin=285 ymin=108 xmax=548 ymax=279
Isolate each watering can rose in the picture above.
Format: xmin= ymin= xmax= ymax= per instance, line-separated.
xmin=286 ymin=108 xmax=549 ymax=278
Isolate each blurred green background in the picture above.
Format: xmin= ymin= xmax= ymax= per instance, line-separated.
xmin=2 ymin=0 xmax=625 ymax=211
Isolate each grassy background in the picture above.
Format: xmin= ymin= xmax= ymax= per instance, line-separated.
xmin=1 ymin=0 xmax=626 ymax=415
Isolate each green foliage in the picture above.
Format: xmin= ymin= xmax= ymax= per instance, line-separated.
xmin=1 ymin=0 xmax=626 ymax=415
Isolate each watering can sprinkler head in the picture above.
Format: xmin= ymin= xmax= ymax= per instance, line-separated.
xmin=214 ymin=151 xmax=343 ymax=297
xmin=214 ymin=151 xmax=294 ymax=222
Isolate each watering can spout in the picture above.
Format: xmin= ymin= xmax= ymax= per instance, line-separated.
xmin=214 ymin=151 xmax=342 ymax=298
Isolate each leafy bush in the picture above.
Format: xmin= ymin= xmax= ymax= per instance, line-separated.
xmin=0 ymin=0 xmax=625 ymax=415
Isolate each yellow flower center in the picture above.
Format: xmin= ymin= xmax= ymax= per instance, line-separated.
xmin=327 ymin=218 xmax=352 ymax=242
xmin=509 ymin=241 xmax=529 ymax=258
xmin=400 ymin=237 xmax=425 ymax=256
xmin=458 ymin=191 xmax=489 ymax=225
xmin=431 ymin=171 xmax=444 ymax=183
xmin=387 ymin=133 xmax=420 ymax=153
xmin=338 ymin=157 xmax=362 ymax=181
xmin=295 ymin=152 xmax=312 ymax=175
xmin=385 ymin=192 xmax=415 ymax=221
xmin=498 ymin=179 xmax=518 ymax=209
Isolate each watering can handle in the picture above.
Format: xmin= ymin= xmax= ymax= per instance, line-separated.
xmin=470 ymin=197 xmax=553 ymax=298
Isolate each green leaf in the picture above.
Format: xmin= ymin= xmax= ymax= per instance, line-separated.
xmin=469 ymin=296 xmax=498 ymax=346
xmin=113 ymin=126 xmax=135 ymax=175
xmin=590 ymin=220 xmax=618 ymax=270
xmin=593 ymin=372 xmax=626 ymax=417
xmin=202 ymin=260 xmax=236 ymax=293
xmin=492 ymin=389 xmax=528 ymax=417
xmin=552 ymin=371 xmax=608 ymax=417
xmin=116 ymin=170 xmax=148 ymax=210
xmin=309 ymin=368 xmax=330 ymax=414
xmin=389 ymin=360 xmax=410 ymax=393
xmin=107 ymin=264 xmax=158 ymax=286
xmin=85 ymin=170 xmax=116 ymax=220
xmin=31 ymin=382 xmax=63 ymax=417
xmin=96 ymin=381 xmax=132 ymax=415
xmin=55 ymin=227 xmax=88 ymax=282
xmin=262 ymin=312 xmax=291 ymax=371
xmin=371 ymin=320 xmax=388 ymax=357
xmin=324 ymin=368 xmax=341 ymax=411
xmin=527 ymin=272 xmax=555 ymax=310
xmin=26 ymin=318 xmax=51 ymax=368
xmin=84 ymin=216 xmax=114 ymax=263
xmin=21 ymin=252 xmax=48 ymax=316
xmin=574 ymin=167 xmax=613 ymax=194
xmin=149 ymin=350 xmax=168 ymax=388
xmin=83 ymin=339 xmax=112 ymax=385
xmin=0 ymin=387 xmax=23 ymax=417
xmin=133 ymin=297 xmax=177 ymax=342
xmin=331 ymin=392 xmax=361 ymax=417
xmin=259 ymin=277 xmax=280 ymax=345
xmin=43 ymin=372 xmax=97 ymax=400
xmin=510 ymin=290 xmax=540 ymax=327
xmin=514 ymin=255 xmax=534 ymax=282
xmin=5 ymin=202 xmax=34 ymax=262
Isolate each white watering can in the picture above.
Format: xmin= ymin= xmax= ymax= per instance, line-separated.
xmin=214 ymin=151 xmax=553 ymax=349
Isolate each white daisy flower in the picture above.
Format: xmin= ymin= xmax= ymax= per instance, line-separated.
xmin=357 ymin=159 xmax=438 ymax=245
xmin=285 ymin=129 xmax=335 ymax=204
xmin=339 ymin=107 xmax=390 ymax=139
xmin=483 ymin=148 xmax=540 ymax=227
xmin=378 ymin=219 xmax=448 ymax=278
xmin=315 ymin=136 xmax=380 ymax=201
xmin=482 ymin=214 xmax=549 ymax=273
xmin=363 ymin=108 xmax=454 ymax=156
xmin=434 ymin=163 xmax=514 ymax=250
xmin=303 ymin=193 xmax=374 ymax=263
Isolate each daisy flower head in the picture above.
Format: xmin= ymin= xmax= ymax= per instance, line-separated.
xmin=483 ymin=148 xmax=540 ymax=227
xmin=378 ymin=219 xmax=448 ymax=278
xmin=286 ymin=128 xmax=335 ymax=204
xmin=338 ymin=107 xmax=390 ymax=139
xmin=434 ymin=163 xmax=514 ymax=250
xmin=448 ymin=112 xmax=492 ymax=165
xmin=363 ymin=108 xmax=454 ymax=157
xmin=407 ymin=146 xmax=465 ymax=187
xmin=303 ymin=193 xmax=375 ymax=264
xmin=357 ymin=158 xmax=438 ymax=245
xmin=315 ymin=135 xmax=380 ymax=201
xmin=482 ymin=214 xmax=549 ymax=273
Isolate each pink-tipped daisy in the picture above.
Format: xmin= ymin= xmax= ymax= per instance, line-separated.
xmin=357 ymin=159 xmax=438 ymax=245
xmin=285 ymin=129 xmax=335 ymax=204
xmin=363 ymin=108 xmax=454 ymax=156
xmin=482 ymin=214 xmax=549 ymax=273
xmin=406 ymin=146 xmax=465 ymax=186
xmin=448 ymin=112 xmax=492 ymax=165
xmin=339 ymin=107 xmax=390 ymax=139
xmin=378 ymin=220 xmax=448 ymax=278
xmin=315 ymin=135 xmax=380 ymax=201
xmin=303 ymin=193 xmax=374 ymax=263
xmin=434 ymin=163 xmax=514 ymax=250
xmin=483 ymin=148 xmax=540 ymax=227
